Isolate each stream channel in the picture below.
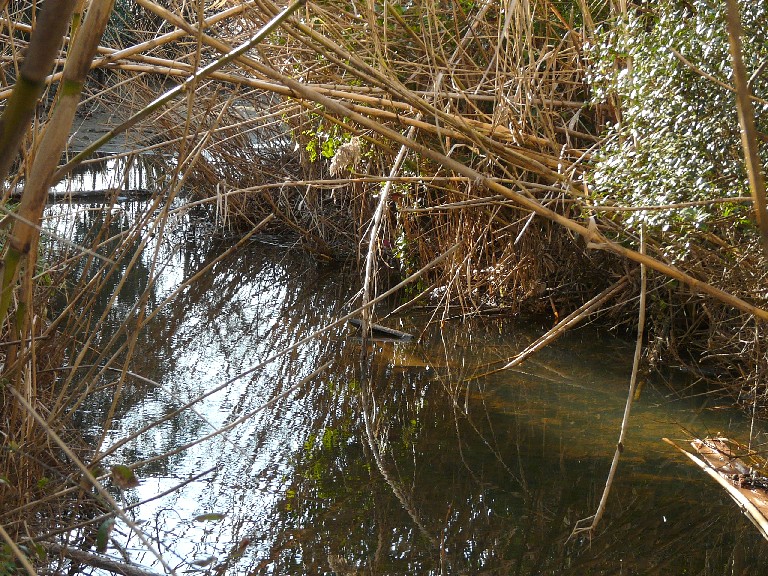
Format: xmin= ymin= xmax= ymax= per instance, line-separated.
xmin=46 ymin=159 xmax=768 ymax=575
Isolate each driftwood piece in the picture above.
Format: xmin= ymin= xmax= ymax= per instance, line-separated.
xmin=664 ymin=437 xmax=768 ymax=541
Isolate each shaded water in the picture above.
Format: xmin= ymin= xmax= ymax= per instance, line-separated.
xmin=50 ymin=201 xmax=768 ymax=575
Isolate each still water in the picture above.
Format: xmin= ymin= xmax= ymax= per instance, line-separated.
xmin=50 ymin=199 xmax=768 ymax=574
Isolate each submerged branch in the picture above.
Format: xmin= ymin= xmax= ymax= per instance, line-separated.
xmin=473 ymin=275 xmax=631 ymax=378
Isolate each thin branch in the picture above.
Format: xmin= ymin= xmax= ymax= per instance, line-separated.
xmin=570 ymin=226 xmax=647 ymax=539
xmin=43 ymin=543 xmax=164 ymax=576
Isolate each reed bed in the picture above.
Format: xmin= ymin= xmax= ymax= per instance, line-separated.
xmin=113 ymin=0 xmax=617 ymax=305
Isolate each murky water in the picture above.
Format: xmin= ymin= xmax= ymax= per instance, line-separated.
xmin=48 ymin=199 xmax=768 ymax=575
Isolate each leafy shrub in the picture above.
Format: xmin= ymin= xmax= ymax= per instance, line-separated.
xmin=587 ymin=0 xmax=768 ymax=257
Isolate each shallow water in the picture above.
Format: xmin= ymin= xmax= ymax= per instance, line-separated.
xmin=50 ymin=201 xmax=768 ymax=575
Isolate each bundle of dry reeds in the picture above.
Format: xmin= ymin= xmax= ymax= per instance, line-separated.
xmin=81 ymin=0 xmax=617 ymax=304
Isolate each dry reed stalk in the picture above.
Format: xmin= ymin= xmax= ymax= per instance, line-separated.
xmin=663 ymin=438 xmax=768 ymax=541
xmin=2 ymin=167 xmax=277 ymax=568
xmin=724 ymin=0 xmax=768 ymax=259
xmin=52 ymin=0 xmax=307 ymax=181
xmin=7 ymin=385 xmax=174 ymax=573
xmin=571 ymin=226 xmax=647 ymax=539
xmin=56 ymin=0 xmax=597 ymax=268
xmin=43 ymin=543 xmax=165 ymax=576
xmin=487 ymin=274 xmax=631 ymax=374
xmin=1 ymin=0 xmax=117 ymax=448
xmin=0 ymin=522 xmax=36 ymax=576
xmin=0 ymin=0 xmax=78 ymax=183
xmin=120 ymin=0 xmax=580 ymax=276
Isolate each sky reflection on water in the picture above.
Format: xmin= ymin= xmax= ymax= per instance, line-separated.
xmin=48 ymin=200 xmax=768 ymax=575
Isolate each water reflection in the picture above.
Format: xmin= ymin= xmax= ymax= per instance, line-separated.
xmin=55 ymin=202 xmax=768 ymax=575
xmin=11 ymin=153 xmax=170 ymax=199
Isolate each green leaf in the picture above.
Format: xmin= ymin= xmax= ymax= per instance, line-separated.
xmin=110 ymin=465 xmax=139 ymax=489
xmin=30 ymin=543 xmax=46 ymax=561
xmin=96 ymin=519 xmax=115 ymax=552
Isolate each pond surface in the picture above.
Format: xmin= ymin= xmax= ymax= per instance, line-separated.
xmin=49 ymin=199 xmax=768 ymax=575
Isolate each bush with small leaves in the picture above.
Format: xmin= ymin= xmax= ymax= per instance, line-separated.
xmin=587 ymin=0 xmax=768 ymax=259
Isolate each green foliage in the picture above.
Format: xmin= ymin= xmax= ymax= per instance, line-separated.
xmin=0 ymin=542 xmax=44 ymax=576
xmin=586 ymin=0 xmax=768 ymax=256
xmin=96 ymin=518 xmax=115 ymax=553
xmin=110 ymin=464 xmax=140 ymax=489
xmin=103 ymin=0 xmax=137 ymax=46
xmin=301 ymin=117 xmax=352 ymax=163
xmin=194 ymin=512 xmax=226 ymax=522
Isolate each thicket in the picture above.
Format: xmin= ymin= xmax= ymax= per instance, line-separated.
xmin=586 ymin=0 xmax=768 ymax=396
xmin=1 ymin=0 xmax=768 ymax=572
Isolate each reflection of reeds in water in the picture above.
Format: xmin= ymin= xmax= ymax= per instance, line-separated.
xmin=1 ymin=188 xmax=349 ymax=571
xmin=260 ymin=319 xmax=768 ymax=575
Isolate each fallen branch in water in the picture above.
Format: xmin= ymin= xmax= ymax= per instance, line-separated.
xmin=663 ymin=437 xmax=768 ymax=542
xmin=475 ymin=275 xmax=631 ymax=378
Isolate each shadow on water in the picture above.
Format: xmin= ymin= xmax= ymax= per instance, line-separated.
xmin=49 ymin=201 xmax=768 ymax=575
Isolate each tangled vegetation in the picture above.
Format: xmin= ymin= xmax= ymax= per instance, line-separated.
xmin=1 ymin=0 xmax=768 ymax=572
xmin=586 ymin=0 xmax=768 ymax=397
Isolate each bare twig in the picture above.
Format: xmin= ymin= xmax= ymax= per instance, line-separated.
xmin=43 ymin=542 xmax=165 ymax=576
xmin=570 ymin=227 xmax=647 ymax=539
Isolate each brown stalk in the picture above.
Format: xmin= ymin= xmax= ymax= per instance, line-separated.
xmin=43 ymin=543 xmax=164 ymax=576
xmin=0 ymin=0 xmax=117 ymax=333
xmin=69 ymin=60 xmax=573 ymax=167
xmin=0 ymin=0 xmax=256 ymax=100
xmin=724 ymin=0 xmax=768 ymax=260
xmin=51 ymin=0 xmax=308 ymax=181
xmin=7 ymin=386 xmax=173 ymax=572
xmin=113 ymin=11 xmax=580 ymax=189
xmin=571 ymin=227 xmax=647 ymax=539
xmin=0 ymin=0 xmax=78 ymax=183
